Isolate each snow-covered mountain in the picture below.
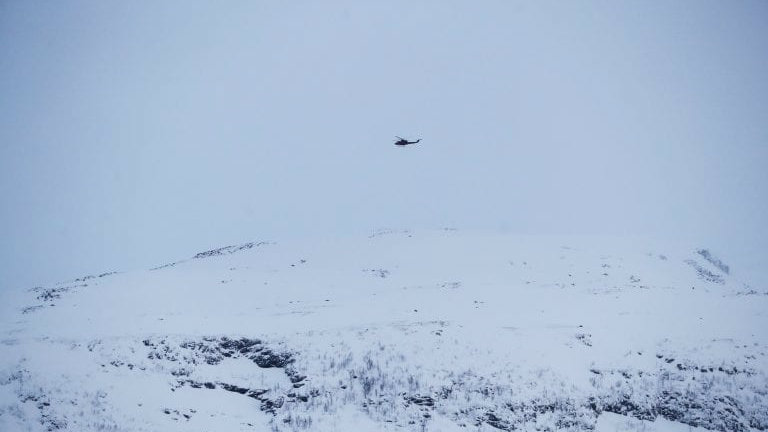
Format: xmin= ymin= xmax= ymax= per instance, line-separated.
xmin=1 ymin=230 xmax=766 ymax=431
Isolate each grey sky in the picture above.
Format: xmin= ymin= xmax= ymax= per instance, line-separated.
xmin=1 ymin=1 xmax=766 ymax=290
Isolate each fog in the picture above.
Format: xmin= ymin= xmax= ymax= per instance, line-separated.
xmin=1 ymin=1 xmax=766 ymax=290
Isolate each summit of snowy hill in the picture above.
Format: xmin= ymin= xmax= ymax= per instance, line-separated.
xmin=1 ymin=230 xmax=766 ymax=431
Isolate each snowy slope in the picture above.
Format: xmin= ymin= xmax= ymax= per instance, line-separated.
xmin=0 ymin=230 xmax=766 ymax=431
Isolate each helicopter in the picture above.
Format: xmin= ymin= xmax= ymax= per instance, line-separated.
xmin=394 ymin=136 xmax=421 ymax=146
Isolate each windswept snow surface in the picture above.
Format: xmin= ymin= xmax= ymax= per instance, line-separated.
xmin=0 ymin=230 xmax=766 ymax=431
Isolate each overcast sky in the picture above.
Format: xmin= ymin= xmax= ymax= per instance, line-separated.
xmin=1 ymin=1 xmax=766 ymax=290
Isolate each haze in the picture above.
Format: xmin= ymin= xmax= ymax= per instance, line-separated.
xmin=1 ymin=1 xmax=766 ymax=291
